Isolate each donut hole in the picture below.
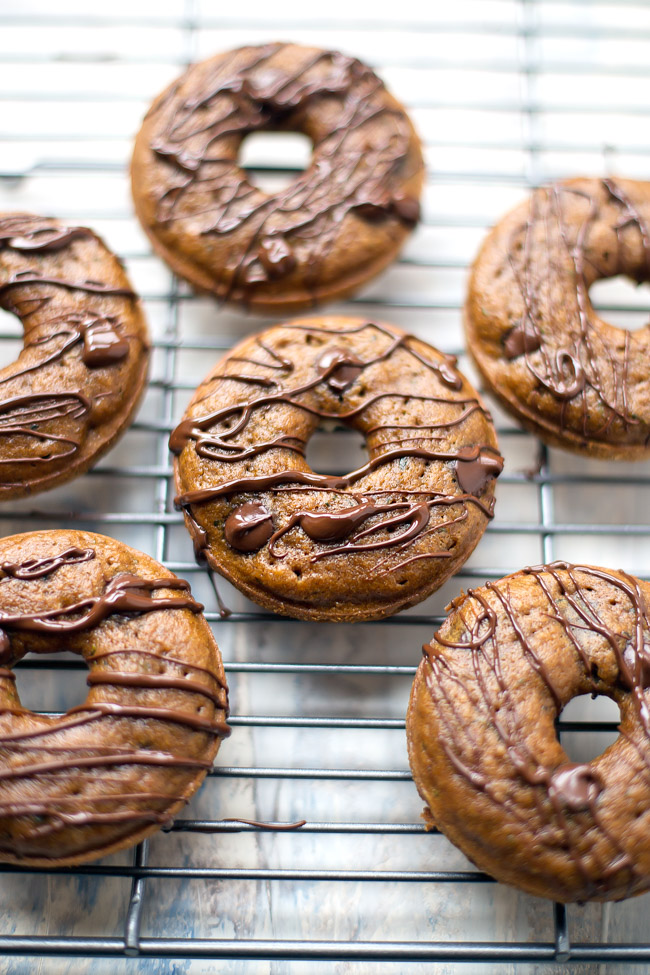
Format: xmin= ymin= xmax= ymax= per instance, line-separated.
xmin=589 ymin=276 xmax=650 ymax=332
xmin=239 ymin=131 xmax=313 ymax=194
xmin=13 ymin=662 xmax=88 ymax=715
xmin=305 ymin=425 xmax=366 ymax=476
xmin=558 ymin=693 xmax=621 ymax=764
xmin=0 ymin=305 xmax=23 ymax=367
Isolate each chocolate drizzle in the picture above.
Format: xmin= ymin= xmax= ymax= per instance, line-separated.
xmin=503 ymin=319 xmax=541 ymax=360
xmin=172 ymin=320 xmax=502 ymax=591
xmin=0 ymin=572 xmax=205 ymax=662
xmin=0 ymin=545 xmax=229 ymax=858
xmin=0 ymin=392 xmax=92 ymax=467
xmin=0 ymin=222 xmax=92 ymax=254
xmin=141 ymin=44 xmax=422 ymax=303
xmin=224 ymin=500 xmax=274 ymax=552
xmin=493 ymin=179 xmax=650 ymax=447
xmin=0 ymin=269 xmax=135 ymax=301
xmin=420 ymin=562 xmax=650 ymax=899
xmin=0 ymin=546 xmax=94 ymax=579
xmin=0 ymin=214 xmax=146 ymax=495
xmin=316 ymin=347 xmax=363 ymax=392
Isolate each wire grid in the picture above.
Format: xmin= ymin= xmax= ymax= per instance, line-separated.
xmin=1 ymin=0 xmax=650 ymax=970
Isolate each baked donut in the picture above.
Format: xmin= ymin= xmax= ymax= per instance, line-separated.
xmin=131 ymin=43 xmax=424 ymax=313
xmin=0 ymin=213 xmax=150 ymax=499
xmin=464 ymin=177 xmax=650 ymax=459
xmin=407 ymin=562 xmax=650 ymax=903
xmin=0 ymin=529 xmax=229 ymax=866
xmin=170 ymin=316 xmax=503 ymax=622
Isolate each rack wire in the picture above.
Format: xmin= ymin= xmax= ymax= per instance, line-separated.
xmin=1 ymin=0 xmax=650 ymax=970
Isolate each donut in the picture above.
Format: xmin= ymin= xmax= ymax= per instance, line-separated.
xmin=464 ymin=177 xmax=650 ymax=459
xmin=0 ymin=213 xmax=150 ymax=499
xmin=169 ymin=316 xmax=503 ymax=622
xmin=131 ymin=43 xmax=424 ymax=313
xmin=0 ymin=529 xmax=229 ymax=866
xmin=406 ymin=561 xmax=650 ymax=903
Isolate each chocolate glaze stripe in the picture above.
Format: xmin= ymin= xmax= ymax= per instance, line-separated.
xmin=172 ymin=391 xmax=486 ymax=456
xmin=169 ymin=324 xmax=489 ymax=453
xmin=374 ymin=510 xmax=469 ymax=577
xmin=0 ymin=703 xmax=228 ymax=741
xmin=176 ymin=445 xmax=502 ymax=509
xmin=0 ymin=751 xmax=213 ymax=782
xmin=0 ymin=270 xmax=136 ymax=301
xmin=228 ymin=338 xmax=294 ymax=374
xmin=70 ymin=702 xmax=230 ymax=737
xmin=191 ymin=322 xmax=463 ymax=414
xmin=86 ymin=670 xmax=225 ymax=707
xmin=0 ymin=710 xmax=102 ymax=745
xmin=197 ymin=434 xmax=306 ymax=464
xmin=0 ymin=547 xmax=94 ymax=580
xmin=87 ymin=646 xmax=228 ymax=690
xmin=283 ymin=320 xmax=461 ymax=390
xmin=2 ymin=311 xmax=133 ymax=375
xmin=0 ymin=574 xmax=201 ymax=639
xmin=0 ymin=391 xmax=90 ymax=426
xmin=0 ymin=393 xmax=93 ymax=479
xmin=0 ymin=792 xmax=182 ymax=815
xmin=3 ymin=810 xmax=171 ymax=842
xmin=0 ymin=217 xmax=95 ymax=254
xmin=603 ymin=178 xmax=650 ymax=276
xmin=486 ymin=581 xmax=563 ymax=713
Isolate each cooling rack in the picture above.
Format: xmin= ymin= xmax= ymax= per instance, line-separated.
xmin=1 ymin=0 xmax=650 ymax=971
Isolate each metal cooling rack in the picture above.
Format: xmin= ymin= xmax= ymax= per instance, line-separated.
xmin=1 ymin=1 xmax=650 ymax=970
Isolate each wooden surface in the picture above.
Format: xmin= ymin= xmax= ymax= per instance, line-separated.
xmin=1 ymin=1 xmax=650 ymax=971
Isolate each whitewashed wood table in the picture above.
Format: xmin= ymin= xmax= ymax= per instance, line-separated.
xmin=0 ymin=1 xmax=650 ymax=972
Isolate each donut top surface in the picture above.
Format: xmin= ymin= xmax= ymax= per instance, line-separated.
xmin=465 ymin=178 xmax=650 ymax=458
xmin=131 ymin=43 xmax=424 ymax=311
xmin=171 ymin=316 xmax=503 ymax=621
xmin=0 ymin=213 xmax=150 ymax=498
xmin=0 ymin=530 xmax=228 ymax=866
xmin=407 ymin=562 xmax=650 ymax=902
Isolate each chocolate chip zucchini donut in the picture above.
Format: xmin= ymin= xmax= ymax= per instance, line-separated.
xmin=0 ymin=213 xmax=150 ymax=498
xmin=0 ymin=529 xmax=229 ymax=866
xmin=170 ymin=316 xmax=503 ymax=622
xmin=464 ymin=178 xmax=650 ymax=459
xmin=407 ymin=562 xmax=650 ymax=902
xmin=131 ymin=43 xmax=424 ymax=313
